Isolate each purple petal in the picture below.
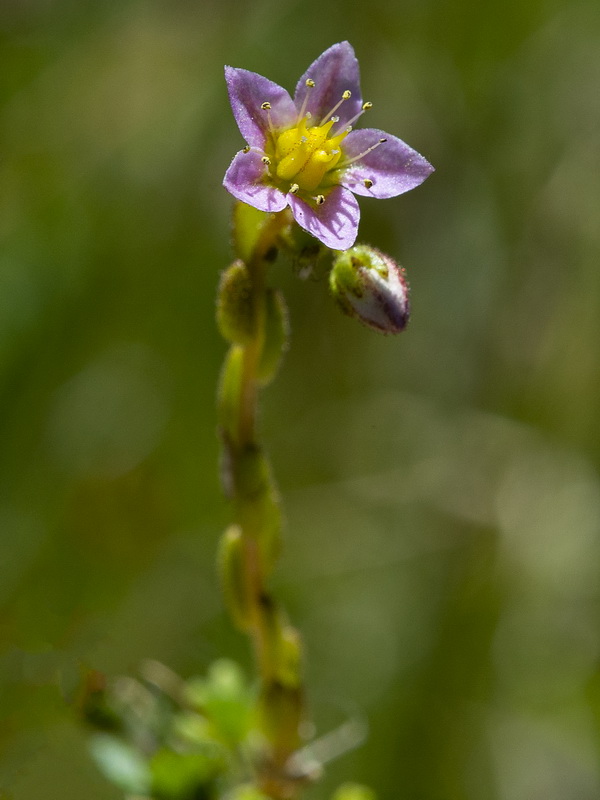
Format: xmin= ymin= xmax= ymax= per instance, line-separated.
xmin=223 ymin=150 xmax=288 ymax=212
xmin=225 ymin=66 xmax=297 ymax=148
xmin=288 ymin=186 xmax=359 ymax=250
xmin=294 ymin=42 xmax=362 ymax=129
xmin=338 ymin=128 xmax=434 ymax=198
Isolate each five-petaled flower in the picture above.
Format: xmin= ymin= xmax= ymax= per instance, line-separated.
xmin=223 ymin=42 xmax=434 ymax=251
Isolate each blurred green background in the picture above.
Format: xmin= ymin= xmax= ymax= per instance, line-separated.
xmin=2 ymin=0 xmax=600 ymax=797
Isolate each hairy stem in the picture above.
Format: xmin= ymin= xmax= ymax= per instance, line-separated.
xmin=218 ymin=207 xmax=306 ymax=798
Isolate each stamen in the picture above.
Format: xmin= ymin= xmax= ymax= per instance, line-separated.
xmin=343 ymin=101 xmax=373 ymax=131
xmin=297 ymin=79 xmax=316 ymax=122
xmin=315 ymin=194 xmax=325 ymax=205
xmin=363 ymin=179 xmax=373 ymax=188
xmin=320 ymin=89 xmax=353 ymax=126
xmin=260 ymin=101 xmax=276 ymax=136
xmin=242 ymin=145 xmax=250 ymax=153
xmin=289 ymin=183 xmax=300 ymax=194
xmin=261 ymin=156 xmax=271 ymax=165
xmin=338 ymin=138 xmax=387 ymax=168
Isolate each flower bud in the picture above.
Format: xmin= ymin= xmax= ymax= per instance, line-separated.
xmin=329 ymin=245 xmax=410 ymax=334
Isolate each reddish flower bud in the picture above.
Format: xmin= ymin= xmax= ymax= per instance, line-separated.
xmin=329 ymin=245 xmax=410 ymax=334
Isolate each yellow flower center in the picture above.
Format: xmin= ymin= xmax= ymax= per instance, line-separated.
xmin=273 ymin=116 xmax=349 ymax=193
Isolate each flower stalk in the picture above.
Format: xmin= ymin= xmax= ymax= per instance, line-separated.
xmin=217 ymin=204 xmax=305 ymax=798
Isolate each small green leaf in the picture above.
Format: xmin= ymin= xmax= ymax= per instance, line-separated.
xmin=228 ymin=784 xmax=271 ymax=800
xmin=150 ymin=747 xmax=225 ymax=798
xmin=184 ymin=660 xmax=252 ymax=747
xmin=232 ymin=203 xmax=271 ymax=264
xmin=218 ymin=526 xmax=252 ymax=631
xmin=207 ymin=658 xmax=247 ymax=695
xmin=217 ymin=260 xmax=256 ymax=345
xmin=275 ymin=625 xmax=302 ymax=689
xmin=257 ymin=288 xmax=289 ymax=385
xmin=172 ymin=710 xmax=213 ymax=746
xmin=89 ymin=734 xmax=150 ymax=794
xmin=217 ymin=345 xmax=244 ymax=445
xmin=332 ymin=783 xmax=377 ymax=800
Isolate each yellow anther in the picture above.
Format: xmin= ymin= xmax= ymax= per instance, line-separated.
xmin=262 ymin=156 xmax=271 ymax=165
xmin=342 ymin=90 xmax=352 ymax=99
xmin=362 ymin=101 xmax=373 ymax=110
xmin=289 ymin=183 xmax=300 ymax=194
xmin=260 ymin=101 xmax=277 ymax=135
xmin=298 ymin=81 xmax=316 ymax=119
xmin=315 ymin=194 xmax=325 ymax=205
xmin=363 ymin=179 xmax=373 ymax=188
xmin=242 ymin=145 xmax=250 ymax=153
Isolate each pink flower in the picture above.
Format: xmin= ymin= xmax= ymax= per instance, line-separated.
xmin=223 ymin=42 xmax=434 ymax=250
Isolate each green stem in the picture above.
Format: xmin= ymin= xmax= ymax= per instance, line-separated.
xmin=218 ymin=207 xmax=306 ymax=799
